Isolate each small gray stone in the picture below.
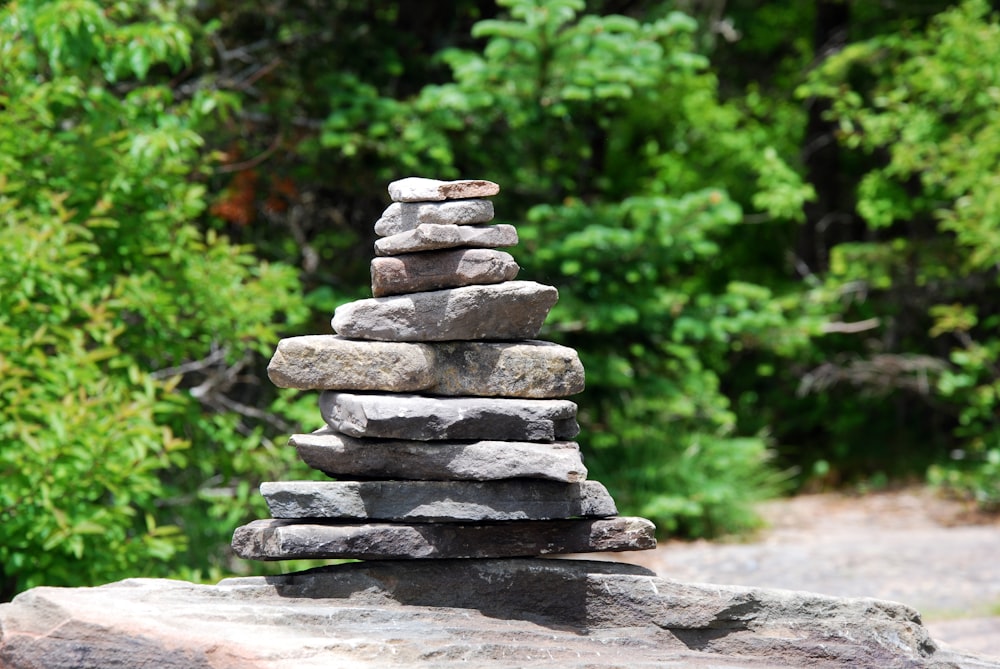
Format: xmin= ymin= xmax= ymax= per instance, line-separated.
xmin=231 ymin=516 xmax=657 ymax=560
xmin=319 ymin=392 xmax=579 ymax=441
xmin=374 ymin=199 xmax=495 ymax=236
xmin=266 ymin=335 xmax=434 ymax=391
xmin=290 ymin=432 xmax=588 ymax=482
xmin=260 ymin=480 xmax=616 ymax=521
xmin=267 ymin=336 xmax=584 ymax=398
xmin=332 ymin=281 xmax=558 ymax=342
xmin=388 ymin=177 xmax=500 ymax=202
xmin=371 ymin=248 xmax=519 ymax=297
xmin=374 ymin=223 xmax=517 ymax=256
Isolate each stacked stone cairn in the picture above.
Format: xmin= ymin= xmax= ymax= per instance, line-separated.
xmin=232 ymin=177 xmax=657 ymax=562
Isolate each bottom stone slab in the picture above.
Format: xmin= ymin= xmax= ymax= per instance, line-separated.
xmin=231 ymin=516 xmax=656 ymax=560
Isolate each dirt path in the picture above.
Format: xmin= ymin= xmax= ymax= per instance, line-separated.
xmin=599 ymin=488 xmax=1000 ymax=660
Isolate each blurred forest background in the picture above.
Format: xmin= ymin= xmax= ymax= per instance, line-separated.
xmin=3 ymin=0 xmax=1000 ymax=600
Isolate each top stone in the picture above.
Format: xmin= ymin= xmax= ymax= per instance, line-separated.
xmin=389 ymin=177 xmax=500 ymax=202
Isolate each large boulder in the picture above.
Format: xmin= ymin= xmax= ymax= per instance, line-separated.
xmin=1 ymin=559 xmax=994 ymax=669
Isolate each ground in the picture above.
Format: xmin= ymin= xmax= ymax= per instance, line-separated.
xmin=596 ymin=487 xmax=1000 ymax=660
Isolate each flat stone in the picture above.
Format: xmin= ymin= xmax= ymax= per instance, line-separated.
xmin=232 ymin=517 xmax=657 ymax=560
xmin=388 ymin=177 xmax=500 ymax=202
xmin=332 ymin=281 xmax=558 ymax=342
xmin=374 ymin=223 xmax=517 ymax=256
xmin=1 ymin=560 xmax=975 ymax=669
xmin=259 ymin=480 xmax=616 ymax=521
xmin=290 ymin=432 xmax=587 ymax=482
xmin=268 ymin=336 xmax=584 ymax=398
xmin=319 ymin=392 xmax=579 ymax=441
xmin=371 ymin=248 xmax=519 ymax=297
xmin=431 ymin=339 xmax=584 ymax=397
xmin=266 ymin=335 xmax=434 ymax=391
xmin=374 ymin=199 xmax=495 ymax=236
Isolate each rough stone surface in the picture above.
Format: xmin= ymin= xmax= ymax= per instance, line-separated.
xmin=267 ymin=335 xmax=434 ymax=391
xmin=268 ymin=336 xmax=584 ymax=397
xmin=232 ymin=517 xmax=657 ymax=560
xmin=3 ymin=560 xmax=988 ymax=668
xmin=371 ymin=248 xmax=519 ymax=297
xmin=260 ymin=480 xmax=616 ymax=521
xmin=374 ymin=199 xmax=495 ymax=236
xmin=319 ymin=392 xmax=579 ymax=441
xmin=290 ymin=431 xmax=587 ymax=482
xmin=388 ymin=177 xmax=500 ymax=202
xmin=332 ymin=281 xmax=559 ymax=342
xmin=374 ymin=223 xmax=517 ymax=256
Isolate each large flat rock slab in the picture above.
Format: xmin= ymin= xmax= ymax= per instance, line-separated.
xmin=388 ymin=177 xmax=499 ymax=202
xmin=268 ymin=336 xmax=584 ymax=398
xmin=374 ymin=199 xmax=495 ymax=236
xmin=231 ymin=517 xmax=657 ymax=560
xmin=260 ymin=480 xmax=616 ymax=521
xmin=371 ymin=248 xmax=518 ymax=296
xmin=290 ymin=431 xmax=587 ymax=482
xmin=319 ymin=392 xmax=579 ymax=441
xmin=374 ymin=223 xmax=517 ymax=256
xmin=332 ymin=281 xmax=558 ymax=342
xmin=1 ymin=559 xmax=987 ymax=669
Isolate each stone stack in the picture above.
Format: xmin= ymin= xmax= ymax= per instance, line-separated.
xmin=232 ymin=177 xmax=656 ymax=562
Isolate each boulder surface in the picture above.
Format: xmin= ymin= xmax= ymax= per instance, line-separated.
xmin=1 ymin=559 xmax=993 ymax=669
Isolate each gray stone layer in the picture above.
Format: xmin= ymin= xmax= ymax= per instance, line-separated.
xmin=232 ymin=517 xmax=657 ymax=560
xmin=260 ymin=480 xmax=615 ymax=521
xmin=374 ymin=223 xmax=517 ymax=256
xmin=371 ymin=248 xmax=518 ymax=297
xmin=290 ymin=431 xmax=587 ymax=482
xmin=2 ymin=559 xmax=976 ymax=669
xmin=319 ymin=392 xmax=579 ymax=442
xmin=332 ymin=281 xmax=558 ymax=342
xmin=268 ymin=336 xmax=584 ymax=398
xmin=266 ymin=335 xmax=434 ymax=392
xmin=374 ymin=199 xmax=495 ymax=236
xmin=388 ymin=177 xmax=499 ymax=202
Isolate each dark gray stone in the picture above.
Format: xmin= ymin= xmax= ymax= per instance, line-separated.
xmin=290 ymin=431 xmax=587 ymax=482
xmin=319 ymin=392 xmax=579 ymax=441
xmin=231 ymin=517 xmax=657 ymax=560
xmin=268 ymin=336 xmax=584 ymax=398
xmin=259 ymin=480 xmax=616 ymax=521
xmin=388 ymin=177 xmax=499 ymax=202
xmin=374 ymin=199 xmax=495 ymax=236
xmin=374 ymin=223 xmax=517 ymax=256
xmin=332 ymin=281 xmax=559 ymax=342
xmin=370 ymin=248 xmax=518 ymax=297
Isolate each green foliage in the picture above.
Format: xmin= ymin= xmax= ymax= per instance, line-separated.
xmin=389 ymin=0 xmax=815 ymax=534
xmin=0 ymin=0 xmax=308 ymax=599
xmin=797 ymin=0 xmax=1000 ymax=494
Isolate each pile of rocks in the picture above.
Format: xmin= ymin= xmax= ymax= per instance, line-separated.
xmin=232 ymin=177 xmax=656 ymax=562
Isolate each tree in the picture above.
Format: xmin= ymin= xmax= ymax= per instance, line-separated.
xmin=0 ymin=0 xmax=307 ymax=599
xmin=796 ymin=0 xmax=1000 ymax=501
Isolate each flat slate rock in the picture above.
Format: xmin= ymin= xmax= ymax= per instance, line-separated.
xmin=374 ymin=223 xmax=517 ymax=256
xmin=332 ymin=281 xmax=558 ymax=342
xmin=290 ymin=431 xmax=587 ymax=482
xmin=2 ymin=561 xmax=978 ymax=669
xmin=374 ymin=199 xmax=495 ymax=236
xmin=371 ymin=248 xmax=519 ymax=297
xmin=267 ymin=335 xmax=434 ymax=392
xmin=268 ymin=336 xmax=584 ymax=398
xmin=260 ymin=480 xmax=615 ymax=521
xmin=319 ymin=392 xmax=579 ymax=442
xmin=231 ymin=517 xmax=657 ymax=560
xmin=388 ymin=177 xmax=499 ymax=202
